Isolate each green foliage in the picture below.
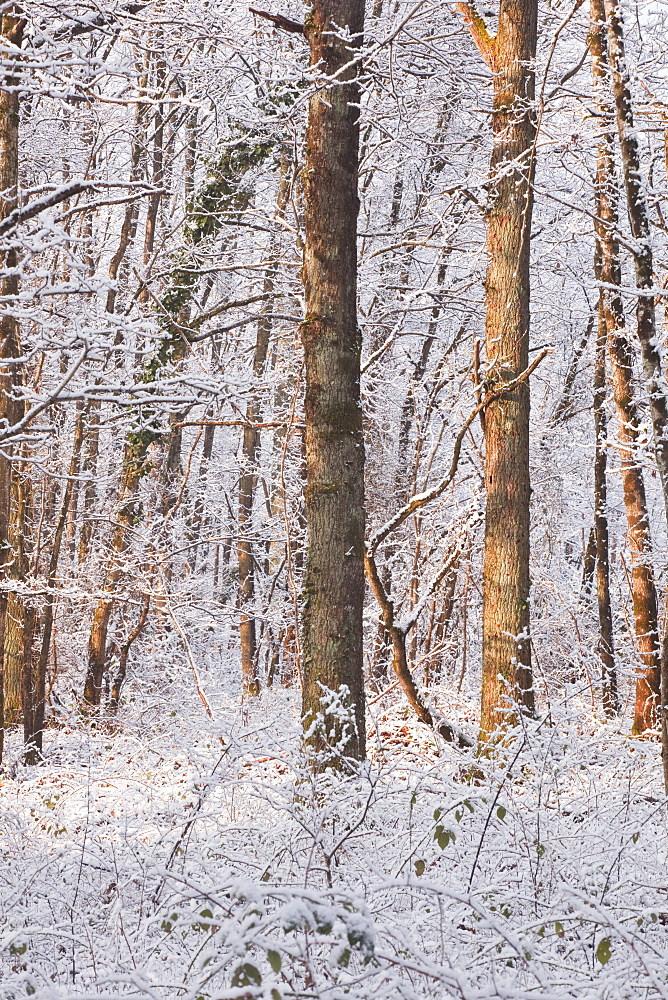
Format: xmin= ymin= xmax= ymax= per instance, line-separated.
xmin=596 ymin=937 xmax=612 ymax=965
xmin=231 ymin=962 xmax=262 ymax=988
xmin=434 ymin=825 xmax=455 ymax=848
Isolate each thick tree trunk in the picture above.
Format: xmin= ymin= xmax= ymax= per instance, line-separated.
xmin=591 ymin=0 xmax=660 ymax=732
xmin=458 ymin=0 xmax=537 ymax=738
xmin=301 ymin=0 xmax=366 ymax=764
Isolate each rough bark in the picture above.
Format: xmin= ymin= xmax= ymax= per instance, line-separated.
xmin=590 ymin=0 xmax=660 ymax=732
xmin=593 ymin=290 xmax=617 ymax=714
xmin=301 ymin=0 xmax=366 ymax=764
xmin=458 ymin=0 xmax=537 ymax=737
xmin=0 ymin=11 xmax=25 ymax=751
xmin=604 ymin=0 xmax=668 ymax=516
xmin=590 ymin=2 xmax=617 ymax=716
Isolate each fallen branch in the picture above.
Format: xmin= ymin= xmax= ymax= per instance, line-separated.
xmin=364 ymin=349 xmax=552 ymax=747
xmin=365 ymin=542 xmax=473 ymax=747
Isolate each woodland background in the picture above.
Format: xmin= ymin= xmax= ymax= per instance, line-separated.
xmin=0 ymin=0 xmax=668 ymax=997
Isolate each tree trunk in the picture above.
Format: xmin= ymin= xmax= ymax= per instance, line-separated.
xmin=24 ymin=407 xmax=86 ymax=761
xmin=301 ymin=0 xmax=366 ymax=765
xmin=238 ymin=303 xmax=272 ymax=699
xmin=591 ymin=0 xmax=660 ymax=732
xmin=83 ymin=455 xmax=144 ymax=706
xmin=604 ymin=0 xmax=668 ymax=516
xmin=590 ymin=1 xmax=617 ymax=716
xmin=458 ymin=0 xmax=537 ymax=738
xmin=238 ymin=172 xmax=290 ymax=698
xmin=593 ymin=283 xmax=617 ymax=714
xmin=0 ymin=10 xmax=26 ymax=752
xmin=109 ymin=594 xmax=150 ymax=713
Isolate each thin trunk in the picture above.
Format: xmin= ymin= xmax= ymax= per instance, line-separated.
xmin=238 ymin=303 xmax=272 ymax=698
xmin=590 ymin=4 xmax=617 ymax=716
xmin=83 ymin=455 xmax=144 ymax=706
xmin=106 ymin=102 xmax=146 ymax=315
xmin=458 ymin=0 xmax=537 ymax=737
xmin=140 ymin=53 xmax=165 ymax=303
xmin=0 ymin=11 xmax=26 ymax=752
xmin=7 ymin=452 xmax=34 ymax=728
xmin=238 ymin=171 xmax=290 ymax=697
xmin=189 ymin=421 xmax=215 ymax=571
xmin=24 ymin=407 xmax=86 ymax=761
xmin=77 ymin=402 xmax=100 ymax=563
xmin=581 ymin=527 xmax=596 ymax=596
xmin=593 ymin=278 xmax=617 ymax=714
xmin=109 ymin=594 xmax=150 ymax=712
xmin=301 ymin=0 xmax=366 ymax=764
xmin=604 ymin=0 xmax=668 ymax=517
xmin=591 ymin=0 xmax=660 ymax=732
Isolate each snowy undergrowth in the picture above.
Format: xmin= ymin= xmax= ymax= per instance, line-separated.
xmin=0 ymin=689 xmax=667 ymax=1000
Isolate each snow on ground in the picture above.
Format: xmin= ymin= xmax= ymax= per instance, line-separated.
xmin=0 ymin=685 xmax=667 ymax=999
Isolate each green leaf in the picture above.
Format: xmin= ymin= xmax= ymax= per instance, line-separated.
xmin=554 ymin=921 xmax=564 ymax=938
xmin=632 ymin=832 xmax=639 ymax=843
xmin=271 ymin=991 xmax=282 ymax=1000
xmin=232 ymin=962 xmax=262 ymax=987
xmin=535 ymin=842 xmax=545 ymax=858
xmin=414 ymin=859 xmax=425 ymax=877
xmin=464 ymin=799 xmax=474 ymax=813
xmin=261 ymin=870 xmax=271 ymax=882
xmin=434 ymin=826 xmax=455 ymax=849
xmin=338 ymin=947 xmax=351 ymax=968
xmin=200 ymin=908 xmax=213 ymax=919
xmin=596 ymin=938 xmax=612 ymax=965
xmin=268 ymin=950 xmax=282 ymax=973
xmin=455 ymin=809 xmax=463 ymax=822
xmin=496 ymin=806 xmax=506 ymax=821
xmin=433 ymin=807 xmax=442 ymax=822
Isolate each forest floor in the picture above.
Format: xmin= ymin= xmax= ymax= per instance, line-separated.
xmin=0 ymin=678 xmax=666 ymax=999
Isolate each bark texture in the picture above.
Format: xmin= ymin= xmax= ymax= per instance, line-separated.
xmin=301 ymin=0 xmax=366 ymax=764
xmin=604 ymin=0 xmax=668 ymax=513
xmin=593 ymin=306 xmax=617 ymax=713
xmin=458 ymin=0 xmax=537 ymax=737
xmin=590 ymin=0 xmax=660 ymax=732
xmin=590 ymin=0 xmax=617 ymax=716
xmin=0 ymin=11 xmax=25 ymax=751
